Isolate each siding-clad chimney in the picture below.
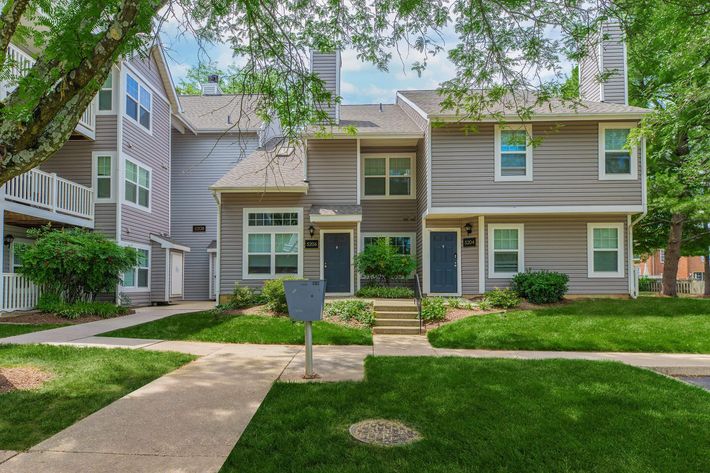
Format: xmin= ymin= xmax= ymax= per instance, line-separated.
xmin=579 ymin=22 xmax=627 ymax=105
xmin=201 ymin=74 xmax=223 ymax=96
xmin=310 ymin=50 xmax=341 ymax=123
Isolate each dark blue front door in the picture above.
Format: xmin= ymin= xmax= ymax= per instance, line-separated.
xmin=430 ymin=232 xmax=457 ymax=293
xmin=324 ymin=233 xmax=351 ymax=293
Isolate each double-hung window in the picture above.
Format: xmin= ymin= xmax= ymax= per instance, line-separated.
xmin=362 ymin=154 xmax=414 ymax=198
xmin=495 ymin=124 xmax=532 ymax=181
xmin=488 ymin=224 xmax=524 ymax=278
xmin=599 ymin=123 xmax=637 ymax=179
xmin=363 ymin=234 xmax=415 ymax=256
xmin=93 ymin=152 xmax=114 ymax=201
xmin=587 ymin=223 xmax=624 ymax=277
xmin=243 ymin=209 xmax=302 ymax=279
xmin=98 ymin=74 xmax=113 ymax=112
xmin=125 ymin=74 xmax=151 ymax=130
xmin=123 ymin=248 xmax=149 ymax=289
xmin=124 ymin=159 xmax=150 ymax=209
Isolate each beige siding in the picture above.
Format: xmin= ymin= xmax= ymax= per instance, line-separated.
xmin=360 ymin=201 xmax=417 ymax=233
xmin=430 ymin=122 xmax=642 ymax=207
xmin=483 ymin=215 xmax=629 ymax=294
xmin=579 ymin=40 xmax=601 ymax=102
xmin=306 ymin=139 xmax=357 ymax=204
xmin=94 ymin=204 xmax=116 ymax=239
xmin=600 ymin=23 xmax=626 ymax=105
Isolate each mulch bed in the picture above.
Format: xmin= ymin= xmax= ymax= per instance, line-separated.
xmin=0 ymin=310 xmax=135 ymax=325
xmin=0 ymin=366 xmax=53 ymax=394
xmin=424 ymin=307 xmax=503 ymax=331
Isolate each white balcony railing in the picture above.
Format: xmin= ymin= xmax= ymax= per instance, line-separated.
xmin=5 ymin=168 xmax=94 ymax=221
xmin=1 ymin=274 xmax=40 ymax=312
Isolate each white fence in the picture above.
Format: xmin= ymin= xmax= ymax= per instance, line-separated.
xmin=1 ymin=274 xmax=40 ymax=312
xmin=5 ymin=168 xmax=94 ymax=221
xmin=640 ymin=278 xmax=705 ymax=295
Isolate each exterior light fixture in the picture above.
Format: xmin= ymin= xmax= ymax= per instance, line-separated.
xmin=464 ymin=223 xmax=473 ymax=235
xmin=3 ymin=234 xmax=14 ymax=246
xmin=308 ymin=225 xmax=315 ymax=237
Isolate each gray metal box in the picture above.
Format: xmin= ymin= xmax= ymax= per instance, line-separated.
xmin=284 ymin=280 xmax=325 ymax=321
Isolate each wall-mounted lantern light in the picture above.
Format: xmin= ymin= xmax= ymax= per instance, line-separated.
xmin=308 ymin=225 xmax=315 ymax=237
xmin=464 ymin=222 xmax=473 ymax=235
xmin=3 ymin=234 xmax=14 ymax=246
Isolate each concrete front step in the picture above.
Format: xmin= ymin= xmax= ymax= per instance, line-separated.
xmin=373 ymin=304 xmax=417 ymax=313
xmin=374 ymin=318 xmax=420 ymax=327
xmin=373 ymin=326 xmax=421 ymax=335
xmin=375 ymin=311 xmax=418 ymax=320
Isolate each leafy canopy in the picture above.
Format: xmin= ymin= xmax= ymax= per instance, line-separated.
xmin=354 ymin=239 xmax=417 ymax=285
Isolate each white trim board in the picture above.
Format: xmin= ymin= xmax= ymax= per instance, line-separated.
xmin=320 ymin=229 xmax=355 ymax=296
xmin=587 ymin=222 xmax=625 ymax=278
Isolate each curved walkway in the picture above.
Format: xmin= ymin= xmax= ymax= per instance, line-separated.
xmin=1 ymin=309 xmax=709 ymax=472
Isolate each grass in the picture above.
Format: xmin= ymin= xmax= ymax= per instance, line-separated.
xmin=222 ymin=357 xmax=710 ymax=473
xmin=101 ymin=312 xmax=373 ymax=345
xmin=0 ymin=323 xmax=67 ymax=338
xmin=428 ymin=297 xmax=710 ymax=353
xmin=0 ymin=344 xmax=194 ymax=450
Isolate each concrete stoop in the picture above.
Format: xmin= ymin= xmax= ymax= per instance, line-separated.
xmin=372 ymin=300 xmax=421 ymax=335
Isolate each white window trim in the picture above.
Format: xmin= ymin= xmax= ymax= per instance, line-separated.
xmin=361 ymin=232 xmax=417 ymax=256
xmin=120 ymin=242 xmax=150 ymax=292
xmin=494 ymin=124 xmax=533 ymax=182
xmin=122 ymin=156 xmax=152 ymax=212
xmin=598 ymin=122 xmax=638 ymax=180
xmin=361 ymin=153 xmax=416 ymax=200
xmin=320 ymin=229 xmax=355 ymax=296
xmin=488 ymin=223 xmax=525 ymax=279
xmin=96 ymin=68 xmax=117 ymax=115
xmin=587 ymin=222 xmax=625 ymax=278
xmin=92 ymin=151 xmax=116 ymax=203
xmin=123 ymin=71 xmax=153 ymax=134
xmin=242 ymin=207 xmax=304 ymax=280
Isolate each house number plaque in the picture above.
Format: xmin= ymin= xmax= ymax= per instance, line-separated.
xmin=305 ymin=239 xmax=319 ymax=249
xmin=462 ymin=237 xmax=476 ymax=248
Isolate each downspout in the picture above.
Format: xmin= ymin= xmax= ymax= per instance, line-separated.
xmin=628 ymin=136 xmax=648 ymax=298
xmin=211 ymin=189 xmax=221 ymax=307
xmin=115 ymin=63 xmax=125 ymax=305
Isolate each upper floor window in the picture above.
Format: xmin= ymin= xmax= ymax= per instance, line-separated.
xmin=587 ymin=223 xmax=624 ymax=278
xmin=362 ymin=154 xmax=414 ymax=199
xmin=124 ymin=159 xmax=150 ymax=210
xmin=599 ymin=123 xmax=637 ymax=180
xmin=243 ymin=208 xmax=302 ymax=279
xmin=488 ymin=224 xmax=524 ymax=278
xmin=98 ymin=74 xmax=113 ymax=112
xmin=93 ymin=152 xmax=115 ymax=201
xmin=495 ymin=124 xmax=532 ymax=181
xmin=125 ymin=74 xmax=151 ymax=131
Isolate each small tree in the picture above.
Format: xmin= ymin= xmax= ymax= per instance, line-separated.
xmin=354 ymin=239 xmax=417 ymax=286
xmin=17 ymin=227 xmax=138 ymax=303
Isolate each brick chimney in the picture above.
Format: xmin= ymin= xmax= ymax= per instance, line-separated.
xmin=310 ymin=50 xmax=341 ymax=123
xmin=579 ymin=22 xmax=627 ymax=105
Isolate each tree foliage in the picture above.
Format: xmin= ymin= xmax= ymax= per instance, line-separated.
xmin=17 ymin=227 xmax=138 ymax=303
xmin=354 ymin=239 xmax=417 ymax=286
xmin=175 ymin=61 xmax=246 ymax=95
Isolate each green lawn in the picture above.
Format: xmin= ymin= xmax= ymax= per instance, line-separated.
xmin=0 ymin=344 xmax=194 ymax=450
xmin=0 ymin=323 xmax=67 ymax=338
xmin=102 ymin=312 xmax=372 ymax=345
xmin=428 ymin=297 xmax=710 ymax=353
xmin=223 ymin=357 xmax=709 ymax=473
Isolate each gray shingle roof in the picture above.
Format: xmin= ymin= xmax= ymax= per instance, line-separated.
xmin=308 ymin=104 xmax=424 ymax=136
xmin=398 ymin=89 xmax=651 ymax=118
xmin=178 ymin=95 xmax=263 ymax=132
xmin=211 ymin=138 xmax=307 ymax=191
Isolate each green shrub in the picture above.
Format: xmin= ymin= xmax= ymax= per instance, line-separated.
xmin=445 ymin=298 xmax=475 ymax=310
xmin=18 ymin=227 xmax=138 ymax=303
xmin=262 ymin=277 xmax=303 ymax=314
xmin=511 ymin=270 xmax=569 ymax=304
xmin=355 ymin=285 xmax=415 ymax=299
xmin=37 ymin=293 xmax=130 ymax=320
xmin=324 ymin=300 xmax=375 ymax=326
xmin=228 ymin=284 xmax=258 ymax=309
xmin=354 ymin=239 xmax=417 ymax=285
xmin=422 ymin=297 xmax=447 ymax=322
xmin=483 ymin=288 xmax=520 ymax=309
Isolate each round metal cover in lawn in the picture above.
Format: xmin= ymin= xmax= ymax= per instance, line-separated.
xmin=349 ymin=419 xmax=421 ymax=447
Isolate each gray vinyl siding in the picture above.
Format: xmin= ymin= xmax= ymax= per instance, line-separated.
xmin=127 ymin=54 xmax=163 ymax=92
xmin=171 ymin=131 xmax=260 ymax=300
xmin=483 ymin=215 xmax=629 ymax=294
xmin=360 ymin=201 xmax=417 ymax=233
xmin=150 ymin=242 xmax=166 ymax=302
xmin=430 ymin=122 xmax=642 ymax=207
xmin=579 ymin=40 xmax=601 ymax=102
xmin=124 ymin=291 xmax=150 ymax=307
xmin=306 ymin=140 xmax=357 ymax=204
xmin=94 ymin=204 xmax=117 ymax=238
xmin=310 ymin=52 xmax=339 ymax=121
xmin=599 ymin=23 xmax=626 ymax=104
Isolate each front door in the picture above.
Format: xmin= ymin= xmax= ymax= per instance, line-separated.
xmin=170 ymin=251 xmax=184 ymax=297
xmin=430 ymin=231 xmax=457 ymax=293
xmin=323 ymin=233 xmax=351 ymax=294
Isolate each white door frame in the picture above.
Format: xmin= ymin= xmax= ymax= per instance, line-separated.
xmin=320 ymin=229 xmax=355 ymax=296
xmin=423 ymin=226 xmax=462 ymax=296
xmin=169 ymin=251 xmax=184 ymax=297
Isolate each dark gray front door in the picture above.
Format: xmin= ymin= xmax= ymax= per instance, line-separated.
xmin=324 ymin=233 xmax=351 ymax=293
xmin=430 ymin=231 xmax=457 ymax=293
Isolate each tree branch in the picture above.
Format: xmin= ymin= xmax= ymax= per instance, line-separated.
xmin=0 ymin=0 xmax=31 ymax=65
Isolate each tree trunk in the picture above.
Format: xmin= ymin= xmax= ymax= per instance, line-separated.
xmin=704 ymin=255 xmax=710 ymax=297
xmin=661 ymin=213 xmax=684 ymax=297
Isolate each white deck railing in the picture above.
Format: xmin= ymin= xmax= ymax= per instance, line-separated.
xmin=1 ymin=274 xmax=40 ymax=312
xmin=5 ymin=168 xmax=94 ymax=221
